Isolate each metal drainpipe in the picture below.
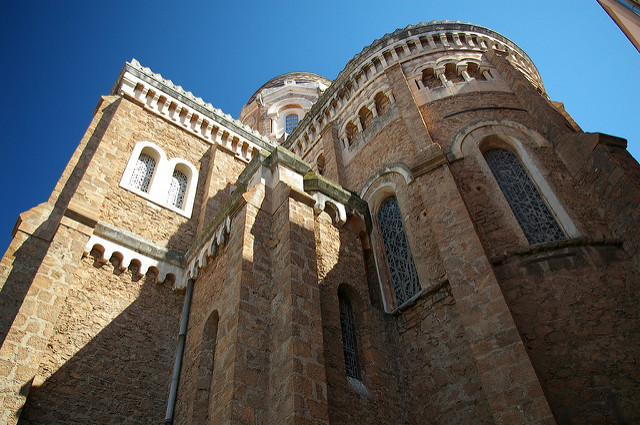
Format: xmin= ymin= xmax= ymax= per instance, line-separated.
xmin=164 ymin=278 xmax=195 ymax=424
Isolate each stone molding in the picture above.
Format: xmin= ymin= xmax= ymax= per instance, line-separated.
xmin=112 ymin=59 xmax=275 ymax=163
xmin=84 ymin=221 xmax=185 ymax=288
xmin=284 ymin=21 xmax=542 ymax=158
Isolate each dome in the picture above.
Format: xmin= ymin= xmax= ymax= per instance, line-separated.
xmin=246 ymin=71 xmax=331 ymax=105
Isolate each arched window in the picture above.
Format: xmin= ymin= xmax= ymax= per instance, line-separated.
xmin=374 ymin=92 xmax=391 ymax=116
xmin=358 ymin=106 xmax=373 ymax=130
xmin=129 ymin=153 xmax=156 ymax=193
xmin=378 ymin=197 xmax=420 ymax=305
xmin=316 ymin=154 xmax=326 ymax=175
xmin=484 ymin=148 xmax=565 ymax=245
xmin=345 ymin=122 xmax=358 ymax=146
xmin=338 ymin=290 xmax=359 ymax=379
xmin=167 ymin=169 xmax=188 ymax=209
xmin=422 ymin=67 xmax=442 ymax=89
xmin=193 ymin=311 xmax=219 ymax=424
xmin=285 ymin=113 xmax=299 ymax=134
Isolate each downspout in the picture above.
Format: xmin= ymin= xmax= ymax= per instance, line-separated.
xmin=164 ymin=278 xmax=195 ymax=424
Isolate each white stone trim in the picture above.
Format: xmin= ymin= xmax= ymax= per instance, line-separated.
xmin=115 ymin=60 xmax=271 ymax=164
xmin=85 ymin=234 xmax=185 ymax=289
xmin=120 ymin=141 xmax=199 ymax=218
xmin=359 ymin=164 xmax=414 ymax=200
xmin=310 ymin=192 xmax=347 ymax=225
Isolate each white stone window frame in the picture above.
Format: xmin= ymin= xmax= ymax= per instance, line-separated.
xmin=120 ymin=141 xmax=198 ymax=218
xmin=266 ymin=99 xmax=312 ymax=139
xmin=452 ymin=120 xmax=579 ymax=244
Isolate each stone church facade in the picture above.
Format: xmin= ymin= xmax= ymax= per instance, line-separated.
xmin=1 ymin=21 xmax=639 ymax=424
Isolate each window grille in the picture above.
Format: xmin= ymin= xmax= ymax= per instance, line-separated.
xmin=129 ymin=153 xmax=156 ymax=193
xmin=285 ymin=113 xmax=299 ymax=134
xmin=378 ymin=197 xmax=421 ymax=305
xmin=484 ymin=148 xmax=565 ymax=245
xmin=339 ymin=293 xmax=359 ymax=379
xmin=167 ymin=170 xmax=188 ymax=209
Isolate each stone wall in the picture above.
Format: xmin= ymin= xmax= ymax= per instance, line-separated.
xmin=19 ymin=254 xmax=183 ymax=424
xmin=95 ymin=97 xmax=211 ymax=253
xmin=315 ymin=212 xmax=405 ymax=424
xmin=395 ymin=286 xmax=495 ymax=425
xmin=494 ymin=244 xmax=640 ymax=424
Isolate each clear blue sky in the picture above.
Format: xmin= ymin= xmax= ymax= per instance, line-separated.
xmin=1 ymin=1 xmax=638 ymax=254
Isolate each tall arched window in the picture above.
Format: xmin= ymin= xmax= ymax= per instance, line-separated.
xmin=285 ymin=113 xmax=299 ymax=134
xmin=378 ymin=197 xmax=420 ymax=305
xmin=129 ymin=153 xmax=156 ymax=193
xmin=338 ymin=290 xmax=359 ymax=379
xmin=167 ymin=169 xmax=188 ymax=209
xmin=193 ymin=311 xmax=219 ymax=424
xmin=484 ymin=148 xmax=565 ymax=245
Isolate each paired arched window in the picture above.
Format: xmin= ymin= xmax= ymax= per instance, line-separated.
xmin=129 ymin=153 xmax=156 ymax=193
xmin=285 ymin=113 xmax=299 ymax=134
xmin=378 ymin=196 xmax=421 ymax=305
xmin=120 ymin=141 xmax=198 ymax=217
xmin=484 ymin=148 xmax=565 ymax=245
xmin=338 ymin=289 xmax=359 ymax=379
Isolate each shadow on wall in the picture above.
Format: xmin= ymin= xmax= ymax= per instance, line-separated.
xmin=0 ymin=99 xmax=121 ymax=348
xmin=19 ymin=254 xmax=183 ymax=425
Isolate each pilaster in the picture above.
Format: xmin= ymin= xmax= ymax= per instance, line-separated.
xmin=318 ymin=123 xmax=347 ymax=186
xmin=414 ymin=153 xmax=556 ymax=425
xmin=383 ymin=63 xmax=434 ymax=167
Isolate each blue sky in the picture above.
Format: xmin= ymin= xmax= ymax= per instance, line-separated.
xmin=0 ymin=1 xmax=638 ymax=254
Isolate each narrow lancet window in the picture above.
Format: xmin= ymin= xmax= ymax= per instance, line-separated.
xmin=484 ymin=148 xmax=565 ymax=245
xmin=167 ymin=169 xmax=188 ymax=208
xmin=339 ymin=291 xmax=359 ymax=379
xmin=129 ymin=153 xmax=155 ymax=193
xmin=378 ymin=197 xmax=420 ymax=305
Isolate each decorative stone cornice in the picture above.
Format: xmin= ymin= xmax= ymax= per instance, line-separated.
xmin=84 ymin=221 xmax=186 ymax=289
xmin=112 ymin=59 xmax=276 ymax=162
xmin=284 ymin=21 xmax=543 ymax=157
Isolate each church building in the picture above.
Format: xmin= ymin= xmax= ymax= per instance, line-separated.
xmin=1 ymin=21 xmax=639 ymax=424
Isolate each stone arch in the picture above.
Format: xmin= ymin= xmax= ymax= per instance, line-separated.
xmin=374 ymin=91 xmax=391 ymax=116
xmin=453 ymin=120 xmax=579 ymax=241
xmin=444 ymin=62 xmax=464 ymax=83
xmin=358 ymin=105 xmax=373 ymax=130
xmin=359 ymin=163 xmax=414 ymax=201
xmin=316 ymin=153 xmax=326 ymax=175
xmin=466 ymin=61 xmax=486 ymax=80
xmin=345 ymin=121 xmax=358 ymax=146
xmin=421 ymin=67 xmax=442 ymax=89
xmin=450 ymin=119 xmax=550 ymax=160
xmin=361 ymin=167 xmax=422 ymax=312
